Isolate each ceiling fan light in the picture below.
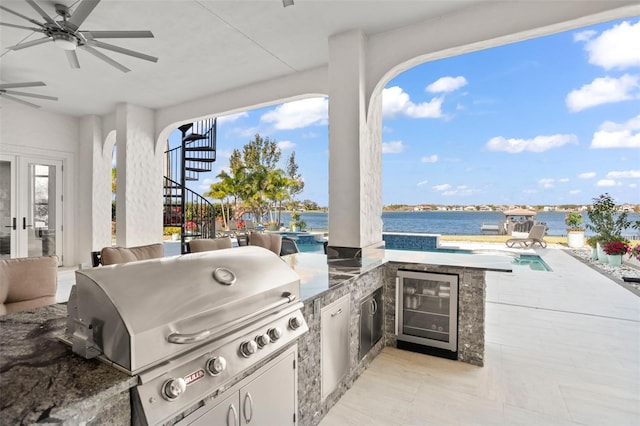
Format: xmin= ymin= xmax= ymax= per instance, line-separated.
xmin=53 ymin=33 xmax=77 ymax=50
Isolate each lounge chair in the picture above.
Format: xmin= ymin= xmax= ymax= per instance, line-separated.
xmin=505 ymin=224 xmax=547 ymax=248
xmin=187 ymin=236 xmax=232 ymax=253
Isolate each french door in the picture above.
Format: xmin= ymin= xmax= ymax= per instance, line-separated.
xmin=0 ymin=154 xmax=63 ymax=263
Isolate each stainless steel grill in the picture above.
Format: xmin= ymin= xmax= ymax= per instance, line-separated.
xmin=64 ymin=246 xmax=308 ymax=425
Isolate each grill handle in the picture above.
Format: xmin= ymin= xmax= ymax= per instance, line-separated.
xmin=167 ymin=292 xmax=297 ymax=344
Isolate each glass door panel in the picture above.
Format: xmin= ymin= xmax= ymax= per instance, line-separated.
xmin=0 ymin=157 xmax=16 ymax=259
xmin=27 ymin=163 xmax=60 ymax=258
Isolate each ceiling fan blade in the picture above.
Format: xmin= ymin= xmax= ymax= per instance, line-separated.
xmin=7 ymin=37 xmax=52 ymax=50
xmin=66 ymin=0 xmax=100 ymax=32
xmin=25 ymin=0 xmax=59 ymax=27
xmin=87 ymin=39 xmax=158 ymax=63
xmin=0 ymin=81 xmax=45 ymax=89
xmin=65 ymin=50 xmax=80 ymax=69
xmin=82 ymin=30 xmax=154 ymax=39
xmin=80 ymin=45 xmax=130 ymax=73
xmin=0 ymin=21 xmax=44 ymax=32
xmin=0 ymin=5 xmax=44 ymax=27
xmin=1 ymin=94 xmax=41 ymax=108
xmin=2 ymin=90 xmax=58 ymax=101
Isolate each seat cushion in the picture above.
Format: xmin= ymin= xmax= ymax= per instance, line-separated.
xmin=100 ymin=243 xmax=164 ymax=266
xmin=249 ymin=232 xmax=282 ymax=255
xmin=188 ymin=237 xmax=232 ymax=253
xmin=0 ymin=255 xmax=58 ymax=304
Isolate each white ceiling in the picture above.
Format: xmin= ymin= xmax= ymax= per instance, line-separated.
xmin=0 ymin=1 xmax=636 ymax=117
xmin=0 ymin=0 xmax=494 ymax=116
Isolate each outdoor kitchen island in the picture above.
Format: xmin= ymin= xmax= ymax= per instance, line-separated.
xmin=0 ymin=248 xmax=512 ymax=425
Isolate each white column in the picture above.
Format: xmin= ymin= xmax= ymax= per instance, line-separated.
xmin=115 ymin=104 xmax=163 ymax=247
xmin=327 ymin=30 xmax=383 ymax=257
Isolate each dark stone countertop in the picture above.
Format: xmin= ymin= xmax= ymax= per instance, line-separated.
xmin=0 ymin=304 xmax=137 ymax=425
xmin=285 ymin=249 xmax=513 ymax=302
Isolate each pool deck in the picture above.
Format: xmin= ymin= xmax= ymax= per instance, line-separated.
xmin=320 ymin=244 xmax=640 ymax=425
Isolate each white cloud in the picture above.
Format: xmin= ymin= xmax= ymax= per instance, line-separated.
xmin=382 ymin=86 xmax=443 ymax=119
xmin=417 ymin=180 xmax=429 ymax=187
xmin=630 ymin=183 xmax=638 ymax=189
xmin=578 ymin=172 xmax=597 ymax=179
xmin=591 ymin=114 xmax=640 ymax=149
xmin=218 ymin=111 xmax=248 ymax=124
xmin=277 ymin=140 xmax=296 ymax=150
xmin=583 ymin=20 xmax=640 ymax=70
xmin=442 ymin=185 xmax=476 ymax=196
xmin=596 ymin=179 xmax=618 ymax=187
xmin=420 ymin=154 xmax=438 ymax=163
xmin=426 ymin=76 xmax=468 ymax=93
xmin=485 ymin=134 xmax=578 ymax=153
xmin=260 ymin=97 xmax=328 ymax=129
xmin=566 ymin=75 xmax=639 ymax=112
xmin=559 ymin=178 xmax=570 ymax=183
xmin=569 ymin=189 xmax=582 ymax=195
xmin=573 ymin=29 xmax=597 ymax=42
xmin=197 ymin=177 xmax=215 ymax=192
xmin=382 ymin=141 xmax=404 ymax=154
xmin=606 ymin=170 xmax=640 ymax=179
xmin=433 ymin=183 xmax=451 ymax=192
xmin=539 ymin=178 xmax=555 ymax=189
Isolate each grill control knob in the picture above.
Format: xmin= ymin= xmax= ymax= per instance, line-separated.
xmin=206 ymin=356 xmax=227 ymax=376
xmin=289 ymin=316 xmax=303 ymax=330
xmin=240 ymin=340 xmax=258 ymax=358
xmin=162 ymin=378 xmax=186 ymax=401
xmin=267 ymin=327 xmax=282 ymax=341
xmin=255 ymin=334 xmax=271 ymax=348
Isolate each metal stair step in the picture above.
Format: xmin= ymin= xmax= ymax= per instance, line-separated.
xmin=184 ymin=147 xmax=215 ymax=152
xmin=186 ymin=167 xmax=210 ymax=172
xmin=185 ymin=157 xmax=216 ymax=163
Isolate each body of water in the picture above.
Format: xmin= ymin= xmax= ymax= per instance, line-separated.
xmin=277 ymin=211 xmax=640 ymax=237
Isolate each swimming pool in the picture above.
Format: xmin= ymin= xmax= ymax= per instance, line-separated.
xmin=296 ymin=243 xmax=552 ymax=271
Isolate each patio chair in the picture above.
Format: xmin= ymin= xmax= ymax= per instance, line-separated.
xmin=0 ymin=255 xmax=58 ymax=315
xmin=280 ymin=236 xmax=300 ymax=256
xmin=249 ymin=231 xmax=282 ymax=255
xmin=505 ymin=224 xmax=547 ymax=248
xmin=96 ymin=243 xmax=164 ymax=266
xmin=187 ymin=236 xmax=232 ymax=253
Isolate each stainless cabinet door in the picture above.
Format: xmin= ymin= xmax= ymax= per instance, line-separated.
xmin=240 ymin=350 xmax=296 ymax=425
xmin=321 ymin=294 xmax=350 ymax=400
xmin=188 ymin=392 xmax=240 ymax=426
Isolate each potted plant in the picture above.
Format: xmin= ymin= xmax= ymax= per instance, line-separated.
xmin=565 ymin=212 xmax=585 ymax=248
xmin=265 ymin=221 xmax=279 ymax=231
xmin=586 ymin=193 xmax=631 ymax=261
xmin=585 ymin=236 xmax=598 ymax=259
xmin=289 ymin=211 xmax=306 ymax=232
xmin=603 ymin=239 xmax=629 ymax=267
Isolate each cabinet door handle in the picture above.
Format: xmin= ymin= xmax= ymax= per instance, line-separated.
xmin=243 ymin=392 xmax=253 ymax=423
xmin=227 ymin=403 xmax=238 ymax=426
xmin=371 ymin=299 xmax=378 ymax=315
xmin=331 ymin=308 xmax=342 ymax=317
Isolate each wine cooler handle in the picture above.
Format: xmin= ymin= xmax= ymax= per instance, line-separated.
xmin=395 ymin=277 xmax=400 ymax=335
xmin=371 ymin=298 xmax=378 ymax=315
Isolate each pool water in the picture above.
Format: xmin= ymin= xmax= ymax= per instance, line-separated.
xmin=295 ymin=243 xmax=552 ymax=271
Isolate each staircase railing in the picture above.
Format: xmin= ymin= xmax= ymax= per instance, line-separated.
xmin=163 ymin=118 xmax=217 ymax=254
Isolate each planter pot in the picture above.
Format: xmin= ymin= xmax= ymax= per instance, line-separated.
xmin=567 ymin=231 xmax=585 ymax=248
xmin=591 ymin=247 xmax=598 ymax=259
xmin=596 ymin=243 xmax=607 ymax=261
xmin=291 ymin=225 xmax=300 ymax=232
xmin=608 ymin=254 xmax=622 ymax=267
xmin=171 ymin=233 xmax=180 ymax=241
xmin=267 ymin=224 xmax=279 ymax=231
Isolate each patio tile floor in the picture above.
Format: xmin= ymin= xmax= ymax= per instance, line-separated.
xmin=320 ymin=246 xmax=640 ymax=426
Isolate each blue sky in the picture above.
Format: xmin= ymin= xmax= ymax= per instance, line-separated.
xmin=179 ymin=17 xmax=640 ymax=208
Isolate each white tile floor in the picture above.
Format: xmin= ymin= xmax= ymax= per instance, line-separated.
xmin=320 ymin=246 xmax=640 ymax=426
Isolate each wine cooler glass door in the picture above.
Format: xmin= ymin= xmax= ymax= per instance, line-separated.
xmin=396 ymin=271 xmax=458 ymax=352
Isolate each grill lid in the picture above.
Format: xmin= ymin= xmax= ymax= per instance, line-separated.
xmin=67 ymin=246 xmax=300 ymax=374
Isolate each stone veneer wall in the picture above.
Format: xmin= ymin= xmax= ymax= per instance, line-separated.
xmin=297 ymin=266 xmax=385 ymax=426
xmin=383 ymin=262 xmax=486 ymax=366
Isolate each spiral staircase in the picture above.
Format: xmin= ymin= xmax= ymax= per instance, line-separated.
xmin=163 ymin=118 xmax=217 ymax=254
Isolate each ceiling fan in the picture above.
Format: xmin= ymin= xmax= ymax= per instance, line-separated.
xmin=0 ymin=0 xmax=158 ymax=73
xmin=0 ymin=81 xmax=58 ymax=108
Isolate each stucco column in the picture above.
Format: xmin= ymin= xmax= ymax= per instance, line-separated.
xmin=77 ymin=116 xmax=112 ymax=263
xmin=327 ymin=30 xmax=384 ymax=260
xmin=115 ymin=104 xmax=163 ymax=247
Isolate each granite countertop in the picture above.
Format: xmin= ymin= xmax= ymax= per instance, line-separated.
xmin=284 ymin=249 xmax=513 ymax=301
xmin=0 ymin=304 xmax=137 ymax=424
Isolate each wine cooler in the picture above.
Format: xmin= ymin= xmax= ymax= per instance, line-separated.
xmin=395 ymin=270 xmax=458 ymax=358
